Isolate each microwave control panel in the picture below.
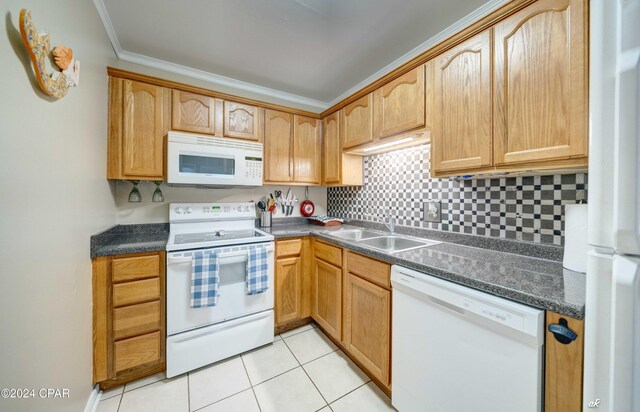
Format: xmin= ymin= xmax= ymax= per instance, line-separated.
xmin=245 ymin=156 xmax=263 ymax=180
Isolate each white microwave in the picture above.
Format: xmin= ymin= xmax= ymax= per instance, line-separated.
xmin=167 ymin=131 xmax=263 ymax=187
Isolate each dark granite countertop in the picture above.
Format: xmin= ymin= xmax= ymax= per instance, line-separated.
xmin=91 ymin=221 xmax=585 ymax=319
xmin=264 ymin=223 xmax=585 ymax=319
xmin=90 ymin=223 xmax=169 ymax=258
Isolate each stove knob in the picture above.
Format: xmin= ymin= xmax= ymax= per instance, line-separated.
xmin=185 ymin=207 xmax=193 ymax=214
xmin=175 ymin=207 xmax=184 ymax=214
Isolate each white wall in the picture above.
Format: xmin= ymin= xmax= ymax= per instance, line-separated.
xmin=0 ymin=2 xmax=117 ymax=411
xmin=116 ymin=181 xmax=327 ymax=224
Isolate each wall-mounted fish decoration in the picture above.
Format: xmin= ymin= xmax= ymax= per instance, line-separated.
xmin=19 ymin=9 xmax=80 ymax=99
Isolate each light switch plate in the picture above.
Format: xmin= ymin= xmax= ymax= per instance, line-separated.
xmin=423 ymin=201 xmax=442 ymax=223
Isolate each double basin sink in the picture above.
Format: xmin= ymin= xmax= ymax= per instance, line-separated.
xmin=324 ymin=228 xmax=441 ymax=253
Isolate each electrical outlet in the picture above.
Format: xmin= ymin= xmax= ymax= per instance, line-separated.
xmin=423 ymin=201 xmax=442 ymax=223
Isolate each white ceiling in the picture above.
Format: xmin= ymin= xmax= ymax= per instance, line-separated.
xmin=96 ymin=0 xmax=503 ymax=110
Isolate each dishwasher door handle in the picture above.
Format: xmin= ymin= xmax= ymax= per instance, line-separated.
xmin=427 ymin=295 xmax=466 ymax=315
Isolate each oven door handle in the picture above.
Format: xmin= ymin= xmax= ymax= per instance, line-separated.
xmin=168 ymin=256 xmax=194 ymax=265
xmin=168 ymin=245 xmax=274 ymax=266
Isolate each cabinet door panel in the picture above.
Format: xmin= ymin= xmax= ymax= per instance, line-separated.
xmin=293 ymin=115 xmax=321 ymax=184
xmin=493 ymin=0 xmax=587 ymax=165
xmin=172 ymin=90 xmax=216 ymax=135
xmin=545 ymin=311 xmax=584 ymax=412
xmin=323 ymin=112 xmax=341 ymax=184
xmin=374 ymin=66 xmax=425 ymax=139
xmin=431 ymin=30 xmax=493 ymax=174
xmin=312 ymin=258 xmax=342 ymax=341
xmin=264 ymin=110 xmax=293 ymax=183
xmin=113 ymin=301 xmax=161 ymax=340
xmin=275 ymin=256 xmax=302 ymax=325
xmin=341 ymin=94 xmax=373 ymax=149
xmin=114 ymin=331 xmax=161 ymax=373
xmin=122 ymin=80 xmax=167 ymax=178
xmin=224 ymin=101 xmax=262 ymax=141
xmin=343 ymin=274 xmax=390 ymax=385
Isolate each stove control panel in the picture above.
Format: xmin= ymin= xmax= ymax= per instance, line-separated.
xmin=170 ymin=202 xmax=256 ymax=221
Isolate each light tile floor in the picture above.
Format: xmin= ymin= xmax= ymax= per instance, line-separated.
xmin=96 ymin=324 xmax=397 ymax=412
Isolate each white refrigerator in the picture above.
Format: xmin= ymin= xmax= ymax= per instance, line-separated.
xmin=583 ymin=0 xmax=640 ymax=411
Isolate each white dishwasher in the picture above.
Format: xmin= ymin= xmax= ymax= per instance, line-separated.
xmin=391 ymin=265 xmax=544 ymax=412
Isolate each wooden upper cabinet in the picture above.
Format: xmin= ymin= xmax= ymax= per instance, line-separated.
xmin=322 ymin=112 xmax=364 ymax=186
xmin=373 ymin=65 xmax=425 ymax=139
xmin=430 ymin=30 xmax=493 ymax=175
xmin=275 ymin=256 xmax=302 ymax=325
xmin=493 ymin=0 xmax=587 ymax=166
xmin=293 ymin=116 xmax=321 ymax=184
xmin=323 ymin=112 xmax=341 ymax=185
xmin=108 ymin=78 xmax=169 ymax=180
xmin=224 ymin=101 xmax=262 ymax=141
xmin=171 ymin=90 xmax=216 ymax=135
xmin=341 ymin=94 xmax=374 ymax=149
xmin=264 ymin=109 xmax=293 ymax=183
xmin=312 ymin=258 xmax=342 ymax=341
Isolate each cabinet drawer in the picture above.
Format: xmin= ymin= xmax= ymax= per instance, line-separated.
xmin=346 ymin=252 xmax=390 ymax=289
xmin=276 ymin=239 xmax=302 ymax=257
xmin=113 ymin=301 xmax=161 ymax=340
xmin=314 ymin=241 xmax=342 ymax=267
xmin=112 ymin=255 xmax=160 ymax=283
xmin=114 ymin=331 xmax=161 ymax=373
xmin=113 ymin=278 xmax=160 ymax=307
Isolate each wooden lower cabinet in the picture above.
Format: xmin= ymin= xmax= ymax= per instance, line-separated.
xmin=274 ymin=238 xmax=311 ymax=331
xmin=93 ymin=251 xmax=166 ymax=389
xmin=312 ymin=257 xmax=342 ymax=341
xmin=343 ymin=273 xmax=391 ymax=388
xmin=287 ymin=238 xmax=589 ymax=405
xmin=275 ymin=256 xmax=303 ymax=324
xmin=545 ymin=311 xmax=584 ymax=412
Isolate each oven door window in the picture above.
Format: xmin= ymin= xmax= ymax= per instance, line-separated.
xmin=179 ymin=154 xmax=235 ymax=176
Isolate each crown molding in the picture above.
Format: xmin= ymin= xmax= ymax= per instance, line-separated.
xmin=93 ymin=0 xmax=509 ymax=114
xmin=92 ymin=0 xmax=328 ymax=112
xmin=116 ymin=50 xmax=329 ymax=111
xmin=324 ymin=0 xmax=509 ymax=108
xmin=92 ymin=0 xmax=122 ymax=57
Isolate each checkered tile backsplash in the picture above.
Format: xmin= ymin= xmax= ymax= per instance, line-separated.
xmin=327 ymin=145 xmax=588 ymax=245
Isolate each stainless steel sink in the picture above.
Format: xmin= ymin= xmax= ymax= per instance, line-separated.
xmin=357 ymin=235 xmax=441 ymax=253
xmin=325 ymin=229 xmax=383 ymax=241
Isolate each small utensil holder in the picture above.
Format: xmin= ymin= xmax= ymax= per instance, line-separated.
xmin=260 ymin=211 xmax=272 ymax=227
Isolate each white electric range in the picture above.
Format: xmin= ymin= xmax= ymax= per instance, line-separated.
xmin=165 ymin=202 xmax=275 ymax=378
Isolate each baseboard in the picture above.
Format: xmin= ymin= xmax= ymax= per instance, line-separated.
xmin=83 ymin=385 xmax=101 ymax=412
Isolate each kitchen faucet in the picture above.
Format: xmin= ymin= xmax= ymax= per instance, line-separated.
xmin=382 ymin=212 xmax=395 ymax=234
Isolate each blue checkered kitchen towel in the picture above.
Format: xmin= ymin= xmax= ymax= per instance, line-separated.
xmin=191 ymin=250 xmax=220 ymax=308
xmin=247 ymin=245 xmax=269 ymax=295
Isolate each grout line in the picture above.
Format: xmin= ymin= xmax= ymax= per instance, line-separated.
xmin=300 ymin=362 xmax=329 ymax=408
xmin=190 ymin=388 xmax=252 ymax=412
xmin=299 ymin=347 xmax=341 ymax=366
xmin=187 ymin=372 xmax=191 ymax=412
xmin=279 ymin=324 xmax=315 ymax=340
xmin=327 ymin=380 xmax=370 ymax=407
xmin=116 ymin=392 xmax=123 ymax=412
xmin=240 ymin=355 xmax=263 ymax=412
xmin=246 ymin=364 xmax=300 ymax=388
xmin=122 ymin=374 xmax=168 ymax=393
